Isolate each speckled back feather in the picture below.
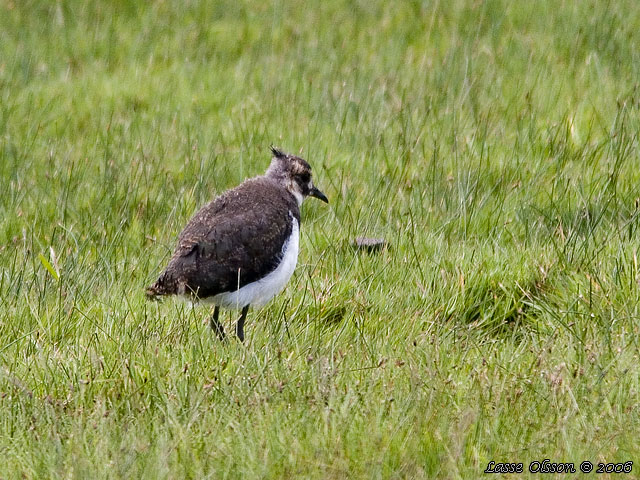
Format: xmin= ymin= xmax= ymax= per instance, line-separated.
xmin=146 ymin=176 xmax=300 ymax=300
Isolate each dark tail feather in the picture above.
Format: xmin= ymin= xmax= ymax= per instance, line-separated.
xmin=145 ymin=277 xmax=170 ymax=300
xmin=146 ymin=271 xmax=179 ymax=300
xmin=145 ymin=283 xmax=163 ymax=300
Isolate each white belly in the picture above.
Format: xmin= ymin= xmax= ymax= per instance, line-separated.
xmin=208 ymin=217 xmax=299 ymax=309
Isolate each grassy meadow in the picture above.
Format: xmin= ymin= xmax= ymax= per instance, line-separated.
xmin=1 ymin=0 xmax=640 ymax=477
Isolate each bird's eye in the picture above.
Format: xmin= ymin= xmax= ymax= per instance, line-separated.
xmin=300 ymin=173 xmax=311 ymax=183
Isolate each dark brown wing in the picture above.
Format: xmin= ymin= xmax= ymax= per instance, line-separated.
xmin=148 ymin=177 xmax=300 ymax=299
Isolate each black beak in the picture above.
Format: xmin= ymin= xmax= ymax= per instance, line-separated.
xmin=309 ymin=186 xmax=329 ymax=203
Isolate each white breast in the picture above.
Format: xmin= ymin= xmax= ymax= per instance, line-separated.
xmin=209 ymin=216 xmax=299 ymax=309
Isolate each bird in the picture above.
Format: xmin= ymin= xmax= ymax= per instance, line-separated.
xmin=145 ymin=147 xmax=328 ymax=342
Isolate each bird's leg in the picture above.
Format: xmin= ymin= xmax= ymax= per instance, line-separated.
xmin=236 ymin=305 xmax=249 ymax=342
xmin=209 ymin=306 xmax=225 ymax=341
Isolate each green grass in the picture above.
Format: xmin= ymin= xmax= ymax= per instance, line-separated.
xmin=1 ymin=0 xmax=640 ymax=478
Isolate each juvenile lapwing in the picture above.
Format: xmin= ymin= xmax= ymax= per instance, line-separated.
xmin=146 ymin=147 xmax=328 ymax=342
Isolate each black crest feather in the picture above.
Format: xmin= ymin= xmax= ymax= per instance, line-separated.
xmin=270 ymin=145 xmax=286 ymax=158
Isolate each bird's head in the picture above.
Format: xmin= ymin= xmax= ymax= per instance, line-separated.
xmin=266 ymin=147 xmax=329 ymax=206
